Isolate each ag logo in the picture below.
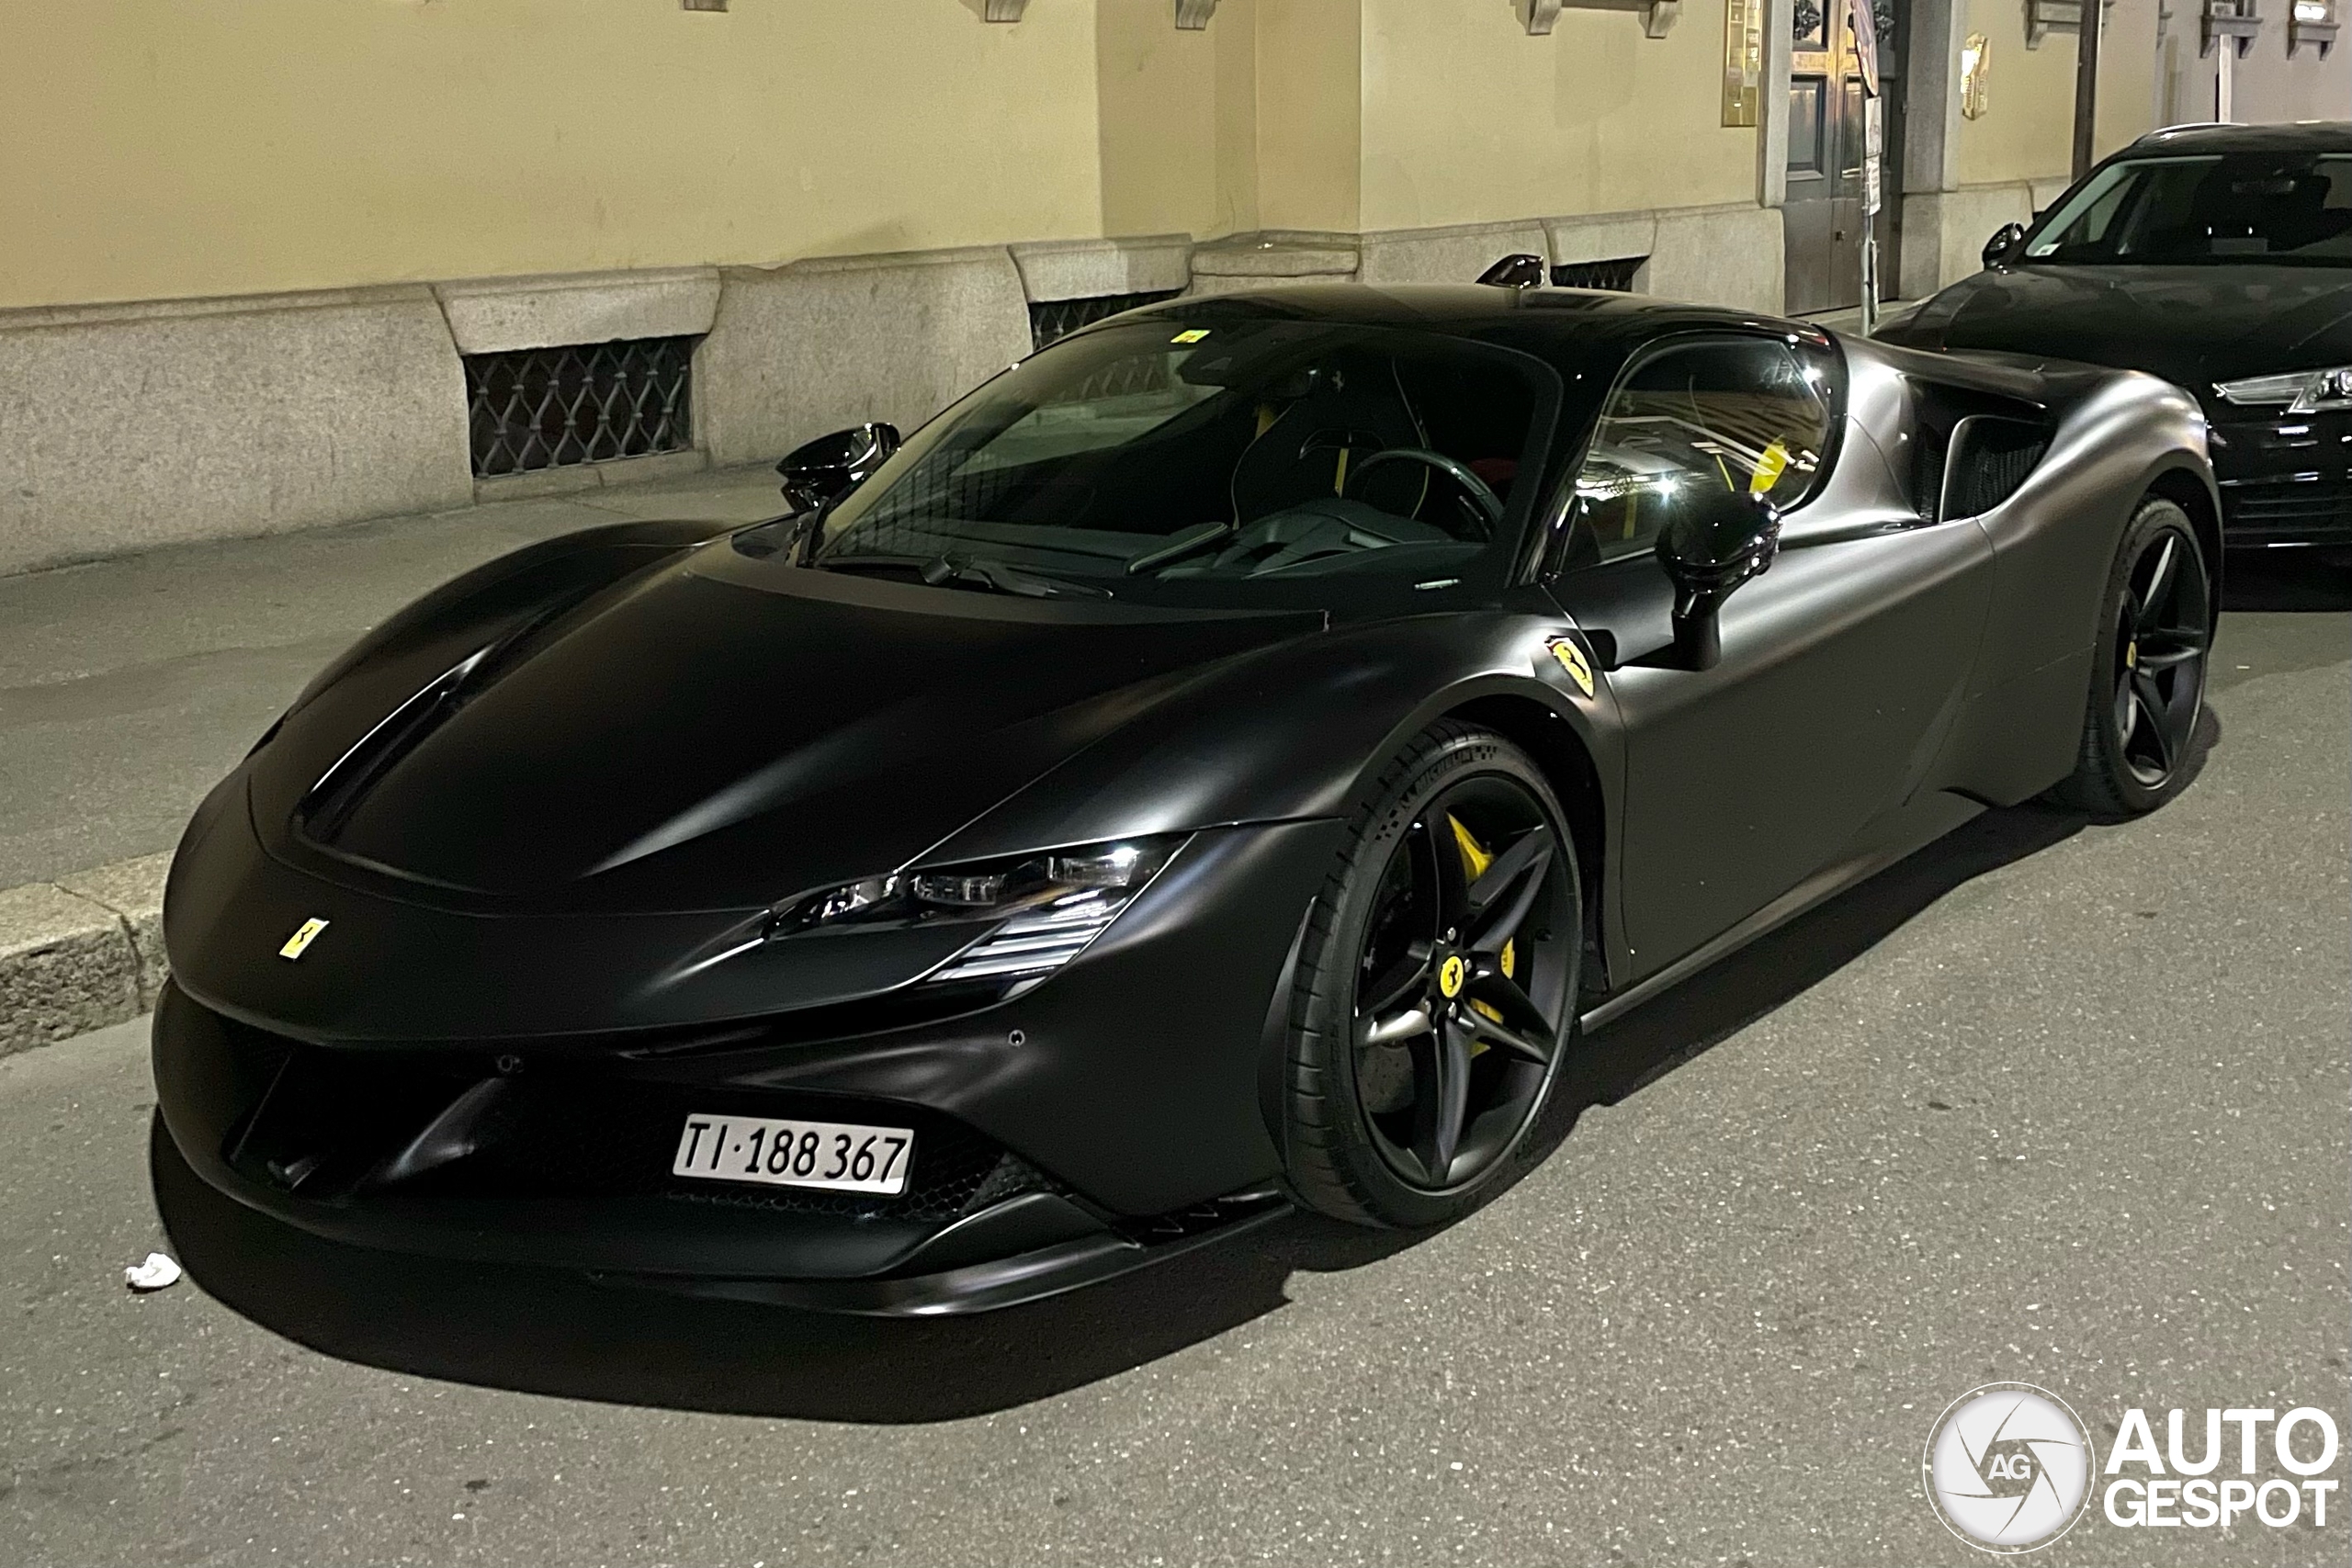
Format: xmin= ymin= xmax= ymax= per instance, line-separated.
xmin=1437 ymin=953 xmax=1467 ymax=998
xmin=1924 ymin=1382 xmax=2095 ymax=1553
xmin=277 ymin=917 xmax=330 ymax=961
xmin=1544 ymin=636 xmax=1595 ymax=699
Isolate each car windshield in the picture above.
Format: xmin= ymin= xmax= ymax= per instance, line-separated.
xmin=792 ymin=315 xmax=1560 ymax=608
xmin=2024 ymin=152 xmax=2352 ymax=267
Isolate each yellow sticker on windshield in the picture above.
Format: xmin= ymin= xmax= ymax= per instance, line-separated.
xmin=1170 ymin=329 xmax=1211 ymax=344
xmin=1752 ymin=440 xmax=1790 ymax=497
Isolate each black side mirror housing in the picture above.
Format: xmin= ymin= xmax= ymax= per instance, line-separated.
xmin=1982 ymin=221 xmax=2028 ymax=270
xmin=1478 ymin=253 xmax=1549 ymax=289
xmin=777 ymin=423 xmax=901 ymax=514
xmin=1647 ymin=488 xmax=1782 ymax=671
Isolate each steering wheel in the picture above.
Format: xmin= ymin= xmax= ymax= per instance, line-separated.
xmin=1344 ymin=447 xmax=1506 ymax=536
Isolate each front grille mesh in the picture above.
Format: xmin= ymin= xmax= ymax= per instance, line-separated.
xmin=2226 ymin=479 xmax=2352 ymax=538
xmin=218 ymin=1018 xmax=1036 ymax=1226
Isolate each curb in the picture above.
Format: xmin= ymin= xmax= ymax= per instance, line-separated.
xmin=0 ymin=853 xmax=171 ymax=1055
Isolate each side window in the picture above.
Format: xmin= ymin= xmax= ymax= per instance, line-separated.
xmin=1569 ymin=339 xmax=1834 ymax=564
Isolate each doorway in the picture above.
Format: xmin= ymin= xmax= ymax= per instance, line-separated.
xmin=1782 ymin=0 xmax=1907 ymax=314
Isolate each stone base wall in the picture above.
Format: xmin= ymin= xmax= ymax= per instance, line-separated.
xmin=1897 ymin=177 xmax=2075 ymax=302
xmin=0 ymin=204 xmax=1786 ymax=578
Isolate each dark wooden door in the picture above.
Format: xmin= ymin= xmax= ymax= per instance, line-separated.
xmin=1782 ymin=0 xmax=1905 ymax=314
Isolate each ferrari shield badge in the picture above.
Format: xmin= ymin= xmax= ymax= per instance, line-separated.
xmin=277 ymin=918 xmax=330 ymax=960
xmin=1438 ymin=954 xmax=1468 ymax=998
xmin=1545 ymin=636 xmax=1596 ymax=699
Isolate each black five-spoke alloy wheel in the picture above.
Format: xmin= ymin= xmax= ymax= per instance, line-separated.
xmin=2058 ymin=495 xmax=2212 ymax=816
xmin=1283 ymin=722 xmax=1581 ymax=1228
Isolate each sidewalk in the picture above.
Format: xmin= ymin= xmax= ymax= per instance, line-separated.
xmin=0 ymin=463 xmax=787 ymax=1049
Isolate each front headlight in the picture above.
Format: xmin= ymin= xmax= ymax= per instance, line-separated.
xmin=2214 ymin=367 xmax=2352 ymax=413
xmin=775 ymin=835 xmax=1184 ymax=983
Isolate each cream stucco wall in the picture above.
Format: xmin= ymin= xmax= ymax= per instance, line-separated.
xmin=0 ymin=0 xmax=1132 ymax=310
xmin=1360 ymin=0 xmax=1754 ymax=232
xmin=1 ymin=0 xmax=1792 ymax=314
xmin=1953 ymin=0 xmax=2156 ymax=190
xmin=1095 ymin=0 xmax=1260 ymax=243
xmin=1256 ymin=0 xmax=1367 ymax=232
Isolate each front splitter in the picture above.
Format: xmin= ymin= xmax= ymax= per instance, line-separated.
xmin=592 ymin=1197 xmax=1295 ymax=1317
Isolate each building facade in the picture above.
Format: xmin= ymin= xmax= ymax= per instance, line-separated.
xmin=0 ymin=0 xmax=2339 ymax=576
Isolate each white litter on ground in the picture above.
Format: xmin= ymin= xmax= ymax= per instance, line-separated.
xmin=123 ymin=1252 xmax=182 ymax=1292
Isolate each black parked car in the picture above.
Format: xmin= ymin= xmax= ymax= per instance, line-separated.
xmin=156 ymin=284 xmax=2218 ymax=1314
xmin=1883 ymin=120 xmax=2352 ymax=562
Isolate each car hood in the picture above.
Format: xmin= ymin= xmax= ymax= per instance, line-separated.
xmin=1899 ymin=265 xmax=2352 ymax=392
xmin=254 ymin=549 xmax=1322 ymax=914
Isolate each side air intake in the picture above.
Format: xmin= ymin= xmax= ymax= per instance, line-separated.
xmin=1941 ymin=414 xmax=2050 ymax=521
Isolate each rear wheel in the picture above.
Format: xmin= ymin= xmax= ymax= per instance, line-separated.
xmin=1283 ymin=722 xmax=1581 ymax=1229
xmin=2054 ymin=496 xmax=2212 ymax=816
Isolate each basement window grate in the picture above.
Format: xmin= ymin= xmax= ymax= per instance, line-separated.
xmin=464 ymin=335 xmax=698 ymax=479
xmin=1028 ymin=290 xmax=1184 ymax=351
xmin=1550 ymin=256 xmax=1646 ymax=292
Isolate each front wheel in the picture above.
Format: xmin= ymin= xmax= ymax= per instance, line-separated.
xmin=2053 ymin=495 xmax=2213 ymax=816
xmin=1282 ymin=722 xmax=1582 ymax=1229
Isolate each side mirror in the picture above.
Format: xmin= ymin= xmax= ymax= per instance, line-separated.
xmin=1650 ymin=488 xmax=1782 ymax=671
xmin=777 ymin=423 xmax=900 ymax=514
xmin=1478 ymin=253 xmax=1549 ymax=289
xmin=1982 ymin=221 xmax=2028 ymax=270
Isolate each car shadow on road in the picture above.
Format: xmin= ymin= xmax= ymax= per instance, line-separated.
xmin=155 ymin=769 xmax=2224 ymax=1424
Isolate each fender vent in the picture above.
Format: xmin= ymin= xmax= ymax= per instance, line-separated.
xmin=1905 ymin=376 xmax=2052 ymax=524
xmin=1942 ymin=416 xmax=2050 ymax=520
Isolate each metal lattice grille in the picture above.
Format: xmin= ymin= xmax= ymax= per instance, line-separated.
xmin=464 ymin=336 xmax=698 ymax=478
xmin=1551 ymin=256 xmax=1646 ymax=292
xmin=1028 ymin=289 xmax=1182 ymax=351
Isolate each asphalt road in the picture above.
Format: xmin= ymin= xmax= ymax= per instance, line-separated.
xmin=2 ymin=563 xmax=2346 ymax=1567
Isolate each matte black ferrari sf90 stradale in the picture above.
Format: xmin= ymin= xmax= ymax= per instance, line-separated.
xmin=1883 ymin=121 xmax=2352 ymax=558
xmin=156 ymin=284 xmax=2221 ymax=1314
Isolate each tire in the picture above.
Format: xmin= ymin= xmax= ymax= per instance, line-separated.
xmin=2052 ymin=495 xmax=2213 ymax=817
xmin=1283 ymin=721 xmax=1583 ymax=1229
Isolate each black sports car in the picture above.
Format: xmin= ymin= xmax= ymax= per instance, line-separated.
xmin=1882 ymin=120 xmax=2352 ymax=560
xmin=156 ymin=283 xmax=2219 ymax=1314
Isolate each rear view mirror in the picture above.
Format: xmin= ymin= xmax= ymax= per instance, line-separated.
xmin=777 ymin=423 xmax=901 ymax=514
xmin=1650 ymin=488 xmax=1782 ymax=671
xmin=1478 ymin=254 xmax=1549 ymax=289
xmin=1982 ymin=221 xmax=2028 ymax=270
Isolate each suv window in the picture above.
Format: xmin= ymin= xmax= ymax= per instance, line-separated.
xmin=1567 ymin=338 xmax=1835 ymax=564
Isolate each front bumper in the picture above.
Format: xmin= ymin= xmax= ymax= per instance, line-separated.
xmin=153 ymin=983 xmax=1292 ymax=1314
xmin=153 ymin=816 xmax=1343 ymax=1313
xmin=2211 ymin=410 xmax=2352 ymax=548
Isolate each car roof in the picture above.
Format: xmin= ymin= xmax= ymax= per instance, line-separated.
xmin=1112 ymin=283 xmax=1815 ymax=369
xmin=2127 ymin=120 xmax=2352 ymax=156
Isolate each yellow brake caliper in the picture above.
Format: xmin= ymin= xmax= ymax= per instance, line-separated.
xmin=1447 ymin=816 xmax=1515 ymax=1045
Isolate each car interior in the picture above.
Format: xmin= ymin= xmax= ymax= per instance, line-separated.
xmin=818 ymin=321 xmax=1553 ymax=588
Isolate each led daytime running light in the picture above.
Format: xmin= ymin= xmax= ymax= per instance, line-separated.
xmin=2214 ymin=366 xmax=2352 ymax=414
xmin=778 ymin=836 xmax=1181 ymax=940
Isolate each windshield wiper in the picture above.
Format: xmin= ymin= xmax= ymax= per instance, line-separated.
xmin=1125 ymin=522 xmax=1233 ymax=575
xmin=820 ymin=552 xmax=1109 ymax=600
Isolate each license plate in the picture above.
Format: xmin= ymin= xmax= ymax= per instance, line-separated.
xmin=671 ymin=1112 xmax=914 ymax=1196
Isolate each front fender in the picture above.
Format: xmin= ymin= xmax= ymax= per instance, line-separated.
xmin=926 ymin=611 xmax=1621 ymax=862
